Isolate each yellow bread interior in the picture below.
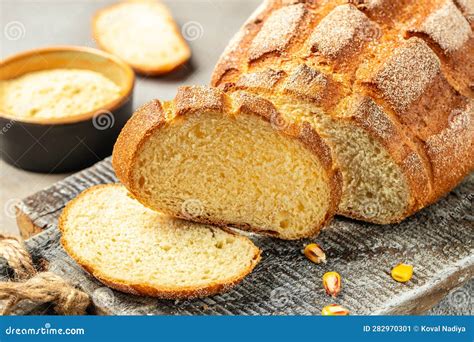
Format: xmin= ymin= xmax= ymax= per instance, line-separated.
xmin=269 ymin=97 xmax=410 ymax=223
xmin=132 ymin=111 xmax=332 ymax=239
xmin=60 ymin=184 xmax=260 ymax=297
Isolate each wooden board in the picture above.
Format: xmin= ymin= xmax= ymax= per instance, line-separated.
xmin=8 ymin=158 xmax=474 ymax=315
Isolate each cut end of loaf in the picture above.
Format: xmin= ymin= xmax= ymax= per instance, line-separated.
xmin=59 ymin=184 xmax=261 ymax=299
xmin=113 ymin=87 xmax=339 ymax=239
xmin=267 ymin=96 xmax=411 ymax=224
xmin=133 ymin=111 xmax=331 ymax=239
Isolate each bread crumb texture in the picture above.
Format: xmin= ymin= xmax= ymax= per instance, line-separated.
xmin=60 ymin=184 xmax=260 ymax=298
xmin=134 ymin=109 xmax=331 ymax=239
xmin=267 ymin=96 xmax=409 ymax=223
xmin=0 ymin=69 xmax=120 ymax=119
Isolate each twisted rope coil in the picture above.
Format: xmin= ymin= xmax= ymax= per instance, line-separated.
xmin=0 ymin=234 xmax=90 ymax=315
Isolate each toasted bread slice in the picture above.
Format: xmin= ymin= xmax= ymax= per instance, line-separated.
xmin=93 ymin=0 xmax=191 ymax=75
xmin=59 ymin=184 xmax=261 ymax=299
xmin=112 ymin=86 xmax=342 ymax=240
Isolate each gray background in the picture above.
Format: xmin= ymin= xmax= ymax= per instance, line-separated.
xmin=0 ymin=0 xmax=471 ymax=315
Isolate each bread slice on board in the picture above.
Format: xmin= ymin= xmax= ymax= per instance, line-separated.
xmin=112 ymin=86 xmax=342 ymax=240
xmin=59 ymin=184 xmax=261 ymax=299
xmin=92 ymin=0 xmax=191 ymax=75
xmin=211 ymin=0 xmax=474 ymax=224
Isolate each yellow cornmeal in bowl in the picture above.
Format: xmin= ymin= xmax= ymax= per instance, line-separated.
xmin=0 ymin=69 xmax=121 ymax=120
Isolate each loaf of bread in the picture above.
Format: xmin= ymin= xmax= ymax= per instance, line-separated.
xmin=212 ymin=0 xmax=474 ymax=224
xmin=93 ymin=0 xmax=191 ymax=75
xmin=59 ymin=184 xmax=261 ymax=298
xmin=112 ymin=85 xmax=342 ymax=239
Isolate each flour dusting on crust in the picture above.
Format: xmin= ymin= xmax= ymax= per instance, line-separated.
xmin=283 ymin=64 xmax=329 ymax=102
xmin=248 ymin=4 xmax=306 ymax=60
xmin=374 ymin=38 xmax=441 ymax=111
xmin=236 ymin=69 xmax=285 ymax=90
xmin=309 ymin=4 xmax=378 ymax=58
xmin=418 ymin=0 xmax=471 ymax=53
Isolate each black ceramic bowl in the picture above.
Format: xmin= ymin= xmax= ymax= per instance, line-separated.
xmin=0 ymin=46 xmax=135 ymax=173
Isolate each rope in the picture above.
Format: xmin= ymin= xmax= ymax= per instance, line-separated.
xmin=0 ymin=234 xmax=90 ymax=315
xmin=0 ymin=234 xmax=36 ymax=280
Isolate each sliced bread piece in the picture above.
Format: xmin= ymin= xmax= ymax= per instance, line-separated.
xmin=112 ymin=86 xmax=342 ymax=240
xmin=59 ymin=184 xmax=261 ymax=299
xmin=92 ymin=0 xmax=191 ymax=75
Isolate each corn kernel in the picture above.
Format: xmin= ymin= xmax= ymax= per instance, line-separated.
xmin=303 ymin=243 xmax=326 ymax=264
xmin=391 ymin=263 xmax=413 ymax=283
xmin=323 ymin=271 xmax=341 ymax=297
xmin=321 ymin=304 xmax=350 ymax=316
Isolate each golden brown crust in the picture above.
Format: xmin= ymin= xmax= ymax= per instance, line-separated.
xmin=282 ymin=64 xmax=343 ymax=110
xmin=405 ymin=0 xmax=474 ymax=98
xmin=211 ymin=0 xmax=474 ymax=223
xmin=308 ymin=4 xmax=379 ymax=62
xmin=112 ymin=100 xmax=166 ymax=188
xmin=454 ymin=0 xmax=474 ymax=26
xmin=211 ymin=0 xmax=276 ymax=86
xmin=174 ymin=86 xmax=226 ymax=116
xmin=92 ymin=1 xmax=191 ymax=76
xmin=112 ymin=85 xmax=342 ymax=239
xmin=425 ymin=100 xmax=474 ymax=201
xmin=365 ymin=37 xmax=473 ymax=206
xmin=15 ymin=209 xmax=44 ymax=239
xmin=248 ymin=3 xmax=307 ymax=61
xmin=59 ymin=184 xmax=261 ymax=299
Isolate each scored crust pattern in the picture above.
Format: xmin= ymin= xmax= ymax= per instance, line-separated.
xmin=212 ymin=0 xmax=474 ymax=221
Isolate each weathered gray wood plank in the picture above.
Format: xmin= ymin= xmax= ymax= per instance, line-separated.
xmin=9 ymin=158 xmax=474 ymax=315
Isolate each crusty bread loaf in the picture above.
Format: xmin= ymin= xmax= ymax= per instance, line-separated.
xmin=112 ymin=85 xmax=342 ymax=240
xmin=59 ymin=184 xmax=260 ymax=299
xmin=93 ymin=0 xmax=191 ymax=75
xmin=212 ymin=0 xmax=474 ymax=224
